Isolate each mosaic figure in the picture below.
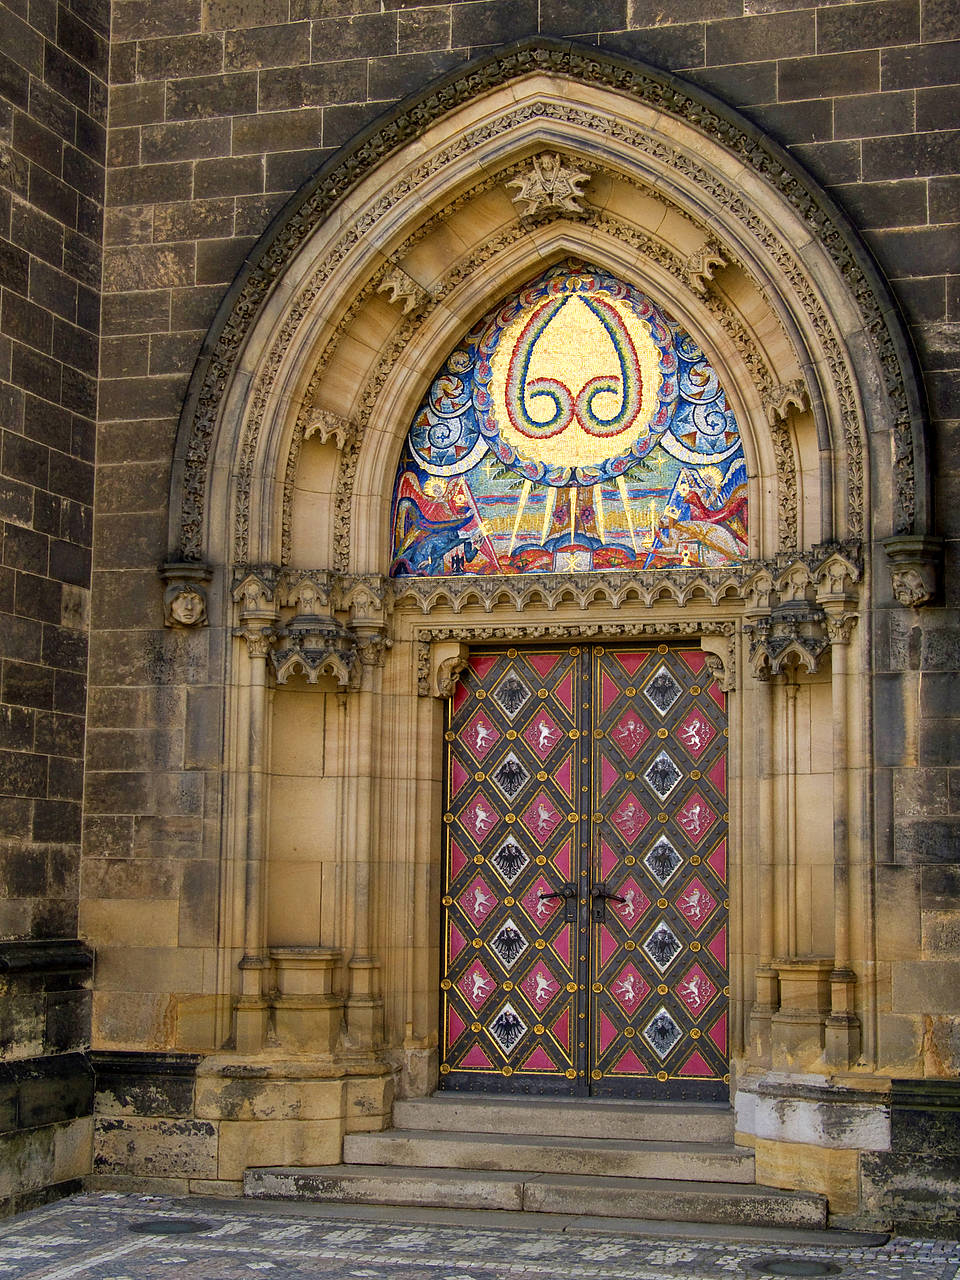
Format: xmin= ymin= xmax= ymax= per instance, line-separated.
xmin=390 ymin=261 xmax=747 ymax=577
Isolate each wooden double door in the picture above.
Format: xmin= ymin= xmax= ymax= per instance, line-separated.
xmin=439 ymin=644 xmax=729 ymax=1099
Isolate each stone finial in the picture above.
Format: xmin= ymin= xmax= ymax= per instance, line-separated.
xmin=160 ymin=560 xmax=213 ymax=628
xmin=506 ymin=152 xmax=591 ymax=218
xmin=377 ymin=263 xmax=429 ymax=314
xmin=303 ymin=409 xmax=355 ymax=451
xmin=881 ymin=535 xmax=943 ymax=609
xmin=762 ymin=379 xmax=809 ymax=427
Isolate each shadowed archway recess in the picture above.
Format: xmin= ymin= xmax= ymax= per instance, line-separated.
xmin=165 ymin=38 xmax=930 ymax=576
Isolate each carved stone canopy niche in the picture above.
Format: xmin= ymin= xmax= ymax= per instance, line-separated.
xmin=166 ymin=41 xmax=929 ymax=582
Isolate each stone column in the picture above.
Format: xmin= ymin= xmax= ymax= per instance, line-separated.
xmin=823 ymin=606 xmax=861 ymax=1068
xmin=750 ymin=666 xmax=779 ymax=1063
xmin=234 ymin=623 xmax=276 ymax=1053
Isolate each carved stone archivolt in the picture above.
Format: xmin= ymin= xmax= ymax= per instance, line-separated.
xmin=170 ymin=41 xmax=927 ymax=574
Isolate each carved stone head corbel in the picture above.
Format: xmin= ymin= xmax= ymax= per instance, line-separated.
xmin=160 ymin=560 xmax=213 ymax=627
xmin=880 ymin=535 xmax=943 ymax=609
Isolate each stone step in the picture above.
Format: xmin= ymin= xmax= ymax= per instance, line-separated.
xmin=343 ymin=1128 xmax=755 ymax=1183
xmin=392 ymin=1094 xmax=735 ymax=1144
xmin=244 ymin=1164 xmax=827 ymax=1229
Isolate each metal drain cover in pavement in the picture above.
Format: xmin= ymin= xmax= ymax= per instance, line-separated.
xmin=129 ymin=1218 xmax=213 ymax=1235
xmin=748 ymin=1260 xmax=842 ymax=1277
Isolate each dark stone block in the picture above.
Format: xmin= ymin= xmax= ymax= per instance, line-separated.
xmin=817 ymin=0 xmax=918 ymax=54
xmin=0 ymin=8 xmax=42 ymax=76
xmin=224 ymin=21 xmax=311 ymax=70
xmin=1 ymin=292 xmax=53 ymax=352
xmin=259 ymin=61 xmax=367 ymax=111
xmin=53 ymin=321 xmax=98 ymax=377
xmin=838 ymin=90 xmax=916 ymax=140
xmin=194 ymin=155 xmax=264 ymax=199
xmin=2 ymin=526 xmax=49 ymax=577
xmin=47 ymin=755 xmax=83 ymax=802
xmin=43 ymin=45 xmax=91 ymax=115
xmin=164 ymin=71 xmax=258 ymax=121
xmin=922 ymin=0 xmax=960 ymax=40
xmin=106 ymin=162 xmax=193 ymax=206
xmin=23 ymin=397 xmax=72 ymax=454
xmin=10 ymin=202 xmax=64 ymax=271
xmin=398 ymin=6 xmax=451 ymax=54
xmin=0 ymin=847 xmax=46 ymax=896
xmin=13 ymin=1054 xmax=93 ymax=1129
xmin=868 ymin=226 xmax=960 ymax=279
xmin=34 ymin=711 xmax=84 ymax=758
xmin=47 ymin=452 xmax=93 ymax=506
xmin=137 ymin=33 xmax=224 ymax=81
xmin=101 ymin=291 xmax=169 ymax=338
xmin=29 ymin=263 xmax=79 ymax=325
xmin=98 ymin=374 xmax=188 ymax=422
xmin=12 ymin=112 xmax=63 ymax=175
xmin=322 ymin=100 xmax=386 ymax=150
xmin=864 ymin=129 xmax=960 ymax=181
xmin=0 ymin=747 xmax=46 ymax=796
xmin=52 ymin=669 xmax=84 ymax=717
xmin=0 ymin=796 xmax=32 ymax=838
xmin=60 ymin=365 xmax=97 ymax=420
xmin=41 ymin=624 xmax=87 ymax=673
xmin=0 ymin=240 xmax=29 ymax=296
xmin=707 ymin=11 xmax=813 ymax=65
xmin=0 ymin=706 xmax=33 ymax=752
xmin=779 ymin=49 xmax=879 ymax=98
xmin=233 ymin=192 xmax=287 ymax=235
xmin=926 ymin=670 xmax=960 ymax=721
xmin=0 ymin=477 xmax=32 ymax=527
xmin=601 ymin=24 xmax=706 ymax=71
xmin=265 ymin=148 xmax=332 ymax=194
xmin=918 ymin=85 xmax=960 ymax=134
xmin=882 ymin=39 xmax=960 ymax=89
xmin=74 ymin=112 xmax=107 ymax=165
xmin=539 ymin=0 xmax=626 ymax=36
xmin=450 ymin=0 xmax=537 ymax=48
xmin=2 ymin=661 xmax=52 ymax=721
xmin=57 ymin=7 xmax=108 ymax=77
xmin=0 ymin=49 xmax=30 ymax=112
xmin=860 ymin=1149 xmax=960 ymax=1232
xmin=153 ymin=198 xmax=235 ymax=243
xmin=930 ymin=176 xmax=960 ymax=224
xmin=91 ymin=1051 xmax=202 ymax=1118
xmin=747 ymin=98 xmax=833 ymax=145
xmin=311 ymin=11 xmax=397 ymax=61
xmin=833 ymin=179 xmax=927 ymax=230
xmin=232 ymin=106 xmax=324 ymax=154
xmin=920 ymin=863 xmax=960 ymax=910
xmin=894 ymin=815 xmax=960 ymax=861
xmin=366 ymin=49 xmax=468 ymax=101
xmin=110 ymin=82 xmax=165 ymax=129
xmin=32 ymin=800 xmax=81 ymax=844
xmin=111 ymin=0 xmax=202 ymax=41
xmin=14 ymin=573 xmax=62 ymax=626
xmin=140 ymin=118 xmax=232 ymax=165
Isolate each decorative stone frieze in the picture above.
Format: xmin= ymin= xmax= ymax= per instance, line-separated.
xmin=506 ymin=151 xmax=592 ymax=217
xmin=880 ymin=534 xmax=943 ymax=608
xmin=160 ymin=561 xmax=213 ymax=628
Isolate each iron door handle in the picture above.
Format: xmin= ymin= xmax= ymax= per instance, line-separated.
xmin=539 ymin=883 xmax=577 ymax=922
xmin=590 ymin=882 xmax=626 ymax=922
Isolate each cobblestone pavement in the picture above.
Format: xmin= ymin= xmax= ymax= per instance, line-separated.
xmin=0 ymin=1194 xmax=957 ymax=1280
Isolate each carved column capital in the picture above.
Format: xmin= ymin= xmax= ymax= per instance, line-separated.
xmin=235 ymin=625 xmax=276 ymax=660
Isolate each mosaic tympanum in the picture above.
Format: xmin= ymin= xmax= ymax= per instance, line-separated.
xmin=390 ymin=263 xmax=747 ymax=577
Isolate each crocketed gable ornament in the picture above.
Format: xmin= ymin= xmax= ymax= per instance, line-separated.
xmin=391 ymin=262 xmax=748 ymax=577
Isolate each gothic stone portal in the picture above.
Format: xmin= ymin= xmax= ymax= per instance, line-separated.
xmin=440 ymin=645 xmax=729 ymax=1099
